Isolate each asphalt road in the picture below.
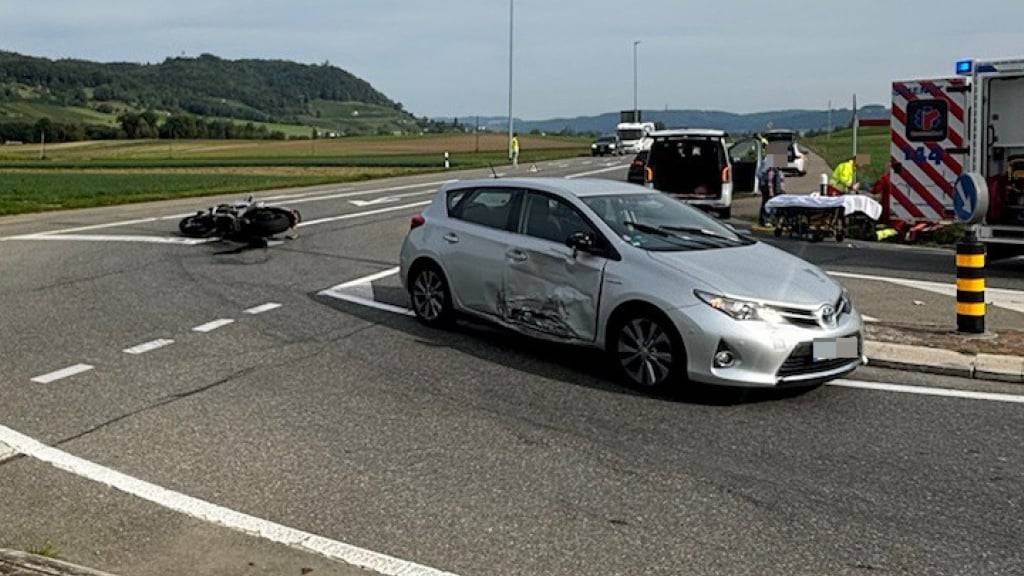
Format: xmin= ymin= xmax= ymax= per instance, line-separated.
xmin=1 ymin=156 xmax=1023 ymax=576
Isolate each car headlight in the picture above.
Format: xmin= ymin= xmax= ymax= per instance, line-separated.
xmin=609 ymin=144 xmax=617 ymax=148
xmin=694 ymin=290 xmax=782 ymax=323
xmin=591 ymin=144 xmax=598 ymax=148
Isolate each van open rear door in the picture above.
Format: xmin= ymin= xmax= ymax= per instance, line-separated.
xmin=888 ymin=78 xmax=969 ymax=228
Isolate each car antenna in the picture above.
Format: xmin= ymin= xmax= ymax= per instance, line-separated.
xmin=488 ymin=163 xmax=499 ymax=179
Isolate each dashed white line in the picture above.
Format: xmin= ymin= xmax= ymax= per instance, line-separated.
xmin=0 ymin=424 xmax=462 ymax=576
xmin=244 ymin=303 xmax=282 ymax=315
xmin=192 ymin=319 xmax=235 ymax=333
xmin=31 ymin=364 xmax=94 ymax=384
xmin=123 ymin=339 xmax=175 ymax=355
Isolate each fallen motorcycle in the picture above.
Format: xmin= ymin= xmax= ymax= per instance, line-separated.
xmin=179 ymin=197 xmax=301 ymax=243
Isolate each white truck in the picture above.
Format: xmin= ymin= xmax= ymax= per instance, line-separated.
xmin=960 ymin=58 xmax=1024 ymax=260
xmin=616 ymin=121 xmax=656 ymax=155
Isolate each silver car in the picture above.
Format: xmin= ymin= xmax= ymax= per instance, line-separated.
xmin=399 ymin=178 xmax=864 ymax=389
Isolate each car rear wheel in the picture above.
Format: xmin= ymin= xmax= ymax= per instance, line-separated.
xmin=410 ymin=264 xmax=454 ymax=327
xmin=611 ymin=312 xmax=685 ymax=390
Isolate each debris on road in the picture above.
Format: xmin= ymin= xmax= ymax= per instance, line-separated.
xmin=0 ymin=549 xmax=117 ymax=576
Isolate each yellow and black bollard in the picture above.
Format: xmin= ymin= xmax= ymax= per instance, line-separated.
xmin=956 ymin=233 xmax=986 ymax=333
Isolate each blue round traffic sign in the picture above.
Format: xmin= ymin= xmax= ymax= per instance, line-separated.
xmin=954 ymin=173 xmax=989 ymax=225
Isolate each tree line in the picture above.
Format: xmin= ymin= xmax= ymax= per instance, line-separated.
xmin=0 ymin=113 xmax=287 ymax=144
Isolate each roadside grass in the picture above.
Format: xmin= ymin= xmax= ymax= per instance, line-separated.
xmin=0 ymin=168 xmax=428 ymax=216
xmin=805 ymin=127 xmax=889 ymax=185
xmin=25 ymin=542 xmax=61 ymax=559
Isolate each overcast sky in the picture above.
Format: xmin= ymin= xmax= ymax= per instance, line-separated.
xmin=2 ymin=1 xmax=1021 ymax=119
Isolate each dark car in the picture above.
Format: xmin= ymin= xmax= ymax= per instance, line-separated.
xmin=591 ymin=135 xmax=621 ymax=156
xmin=627 ymin=149 xmax=649 ymax=184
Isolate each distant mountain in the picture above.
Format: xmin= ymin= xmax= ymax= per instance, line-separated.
xmin=0 ymin=51 xmax=415 ymax=134
xmin=439 ymin=106 xmax=890 ymax=135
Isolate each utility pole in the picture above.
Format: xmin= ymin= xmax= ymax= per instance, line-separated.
xmin=475 ymin=115 xmax=480 ymax=153
xmin=507 ymin=0 xmax=515 ymax=160
xmin=633 ymin=40 xmax=641 ymax=122
xmin=39 ymin=130 xmax=45 ymax=160
xmin=827 ymin=100 xmax=833 ymax=140
xmin=852 ymin=93 xmax=859 ymax=158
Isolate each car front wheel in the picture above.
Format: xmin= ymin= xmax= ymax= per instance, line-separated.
xmin=410 ymin=264 xmax=454 ymax=327
xmin=611 ymin=312 xmax=685 ymax=390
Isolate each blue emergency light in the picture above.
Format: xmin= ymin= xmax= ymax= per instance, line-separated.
xmin=956 ymin=59 xmax=973 ymax=75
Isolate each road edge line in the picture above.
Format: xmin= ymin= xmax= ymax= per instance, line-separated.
xmin=0 ymin=425 xmax=463 ymax=576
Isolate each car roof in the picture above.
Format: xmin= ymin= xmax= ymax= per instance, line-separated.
xmin=441 ymin=177 xmax=649 ymax=198
xmin=650 ymin=128 xmax=726 ymax=138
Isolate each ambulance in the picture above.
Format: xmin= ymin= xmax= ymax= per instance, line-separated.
xmin=888 ymin=58 xmax=1024 ymax=260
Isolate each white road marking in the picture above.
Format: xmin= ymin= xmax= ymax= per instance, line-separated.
xmin=349 ymin=189 xmax=437 ymax=207
xmin=0 ymin=440 xmax=14 ymax=464
xmin=831 ymin=379 xmax=1024 ymax=404
xmin=332 ymin=266 xmax=402 ymax=289
xmin=192 ymin=319 xmax=235 ymax=333
xmin=31 ymin=364 xmax=94 ymax=384
xmin=321 ymin=292 xmax=418 ymax=317
xmin=828 ymin=270 xmax=1024 ymax=315
xmin=862 ymin=315 xmax=879 ymax=323
xmin=123 ymin=339 xmax=175 ymax=355
xmin=0 ymin=424 xmax=462 ymax=576
xmin=6 ymin=234 xmax=215 ymax=245
xmin=298 ymin=201 xmax=433 ymax=229
xmin=565 ymin=164 xmax=630 ymax=179
xmin=244 ymin=303 xmax=282 ymax=315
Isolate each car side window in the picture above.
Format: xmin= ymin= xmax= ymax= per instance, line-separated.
xmin=522 ymin=192 xmax=597 ymax=245
xmin=450 ymin=188 xmax=519 ymax=231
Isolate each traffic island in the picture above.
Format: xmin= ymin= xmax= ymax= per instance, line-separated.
xmin=0 ymin=550 xmax=117 ymax=576
xmin=864 ymin=324 xmax=1024 ymax=383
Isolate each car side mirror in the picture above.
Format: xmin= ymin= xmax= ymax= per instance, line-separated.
xmin=565 ymin=231 xmax=596 ymax=256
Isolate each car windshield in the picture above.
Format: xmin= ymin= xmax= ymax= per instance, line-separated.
xmin=582 ymin=193 xmax=754 ymax=251
xmin=618 ymin=129 xmax=644 ymax=141
xmin=597 ymin=136 xmax=616 ymax=143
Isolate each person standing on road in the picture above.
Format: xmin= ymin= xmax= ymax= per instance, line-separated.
xmin=511 ymin=133 xmax=520 ymax=168
xmin=758 ymin=157 xmax=784 ymax=226
xmin=830 ymin=156 xmax=860 ymax=195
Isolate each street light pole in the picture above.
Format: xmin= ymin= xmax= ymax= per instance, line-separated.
xmin=633 ymin=40 xmax=641 ymax=122
xmin=507 ymin=0 xmax=515 ymax=160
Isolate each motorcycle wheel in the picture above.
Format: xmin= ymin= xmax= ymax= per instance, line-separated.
xmin=243 ymin=207 xmax=294 ymax=237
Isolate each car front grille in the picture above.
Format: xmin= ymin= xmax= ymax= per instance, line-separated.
xmin=777 ymin=339 xmax=861 ymax=380
xmin=768 ymin=293 xmax=850 ymax=329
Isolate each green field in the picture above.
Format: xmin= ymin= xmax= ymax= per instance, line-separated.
xmin=0 ymin=133 xmax=588 ymax=215
xmin=0 ymin=168 xmax=431 ymax=216
xmin=805 ymin=126 xmax=890 ymax=185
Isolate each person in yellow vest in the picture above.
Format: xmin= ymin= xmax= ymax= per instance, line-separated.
xmin=511 ymin=133 xmax=520 ymax=168
xmin=830 ymin=156 xmax=860 ymax=194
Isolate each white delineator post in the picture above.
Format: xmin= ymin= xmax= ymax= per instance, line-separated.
xmin=820 ymin=173 xmax=829 ymax=195
xmin=444 ymin=151 xmax=450 ymax=170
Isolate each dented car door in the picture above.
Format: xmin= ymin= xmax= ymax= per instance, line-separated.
xmin=500 ymin=191 xmax=607 ymax=342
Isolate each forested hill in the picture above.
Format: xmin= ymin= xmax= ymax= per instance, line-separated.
xmin=0 ymin=51 xmax=406 ymax=124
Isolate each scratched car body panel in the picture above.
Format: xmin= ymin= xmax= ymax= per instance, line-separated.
xmin=400 ymin=178 xmax=865 ymax=388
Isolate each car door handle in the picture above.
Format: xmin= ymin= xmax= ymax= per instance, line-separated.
xmin=506 ymin=249 xmax=528 ymax=263
xmin=443 ymin=232 xmax=459 ymax=244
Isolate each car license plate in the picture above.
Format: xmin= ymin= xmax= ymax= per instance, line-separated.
xmin=813 ymin=337 xmax=859 ymax=360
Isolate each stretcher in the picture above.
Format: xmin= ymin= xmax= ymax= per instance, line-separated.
xmin=765 ymin=194 xmax=883 ymax=243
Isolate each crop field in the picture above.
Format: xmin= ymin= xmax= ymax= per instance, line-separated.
xmin=0 ymin=134 xmax=588 ymax=215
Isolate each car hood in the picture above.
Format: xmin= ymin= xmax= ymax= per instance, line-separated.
xmin=647 ymin=242 xmax=841 ymax=307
